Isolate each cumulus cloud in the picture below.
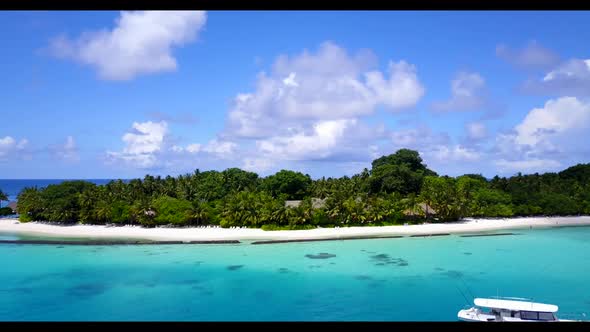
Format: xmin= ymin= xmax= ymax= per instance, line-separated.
xmin=256 ymin=119 xmax=357 ymax=161
xmin=50 ymin=136 xmax=79 ymax=162
xmin=386 ymin=126 xmax=480 ymax=164
xmin=466 ymin=122 xmax=488 ymax=140
xmin=220 ymin=41 xmax=424 ymax=173
xmin=225 ymin=41 xmax=425 ymax=139
xmin=495 ymin=158 xmax=561 ymax=173
xmin=496 ymin=41 xmax=560 ymax=70
xmin=492 ymin=97 xmax=590 ymax=173
xmin=523 ymin=58 xmax=590 ymax=96
xmin=431 ymin=145 xmax=481 ymax=163
xmin=49 ymin=11 xmax=207 ymax=80
xmin=432 ymin=72 xmax=487 ymax=112
xmin=0 ymin=136 xmax=29 ymax=160
xmin=106 ymin=120 xmax=238 ymax=169
xmin=106 ymin=121 xmax=168 ymax=168
xmin=242 ymin=157 xmax=273 ymax=173
xmin=202 ymin=139 xmax=237 ymax=158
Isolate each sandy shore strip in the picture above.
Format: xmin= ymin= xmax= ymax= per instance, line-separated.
xmin=1 ymin=216 xmax=590 ymax=243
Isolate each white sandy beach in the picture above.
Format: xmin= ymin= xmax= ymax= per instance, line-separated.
xmin=1 ymin=216 xmax=590 ymax=242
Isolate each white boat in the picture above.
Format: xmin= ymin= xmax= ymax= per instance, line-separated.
xmin=458 ymin=297 xmax=574 ymax=322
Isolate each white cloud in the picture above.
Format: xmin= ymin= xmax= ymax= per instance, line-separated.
xmin=513 ymin=97 xmax=590 ymax=146
xmin=523 ymin=58 xmax=590 ymax=96
xmin=106 ymin=121 xmax=168 ymax=168
xmin=242 ymin=157 xmax=273 ymax=173
xmin=495 ymin=159 xmax=561 ymax=173
xmin=256 ymin=119 xmax=357 ymax=161
xmin=492 ymin=97 xmax=590 ymax=173
xmin=0 ymin=136 xmax=29 ymax=160
xmin=49 ymin=11 xmax=207 ymax=80
xmin=202 ymin=139 xmax=236 ymax=158
xmin=390 ymin=126 xmax=451 ymax=150
xmin=432 ymin=72 xmax=486 ymax=112
xmin=542 ymin=59 xmax=590 ymax=82
xmin=226 ymin=41 xmax=425 ymax=139
xmin=105 ymin=120 xmax=242 ymax=170
xmin=186 ymin=143 xmax=202 ymax=153
xmin=466 ymin=122 xmax=487 ymax=140
xmin=496 ymin=41 xmax=560 ymax=69
xmin=51 ymin=136 xmax=79 ymax=162
xmin=431 ymin=145 xmax=481 ymax=162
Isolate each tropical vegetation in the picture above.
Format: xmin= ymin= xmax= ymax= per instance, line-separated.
xmin=10 ymin=149 xmax=590 ymax=228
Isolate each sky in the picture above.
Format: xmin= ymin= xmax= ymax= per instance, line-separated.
xmin=1 ymin=10 xmax=590 ymax=179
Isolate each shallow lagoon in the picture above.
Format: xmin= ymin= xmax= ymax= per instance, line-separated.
xmin=1 ymin=226 xmax=589 ymax=321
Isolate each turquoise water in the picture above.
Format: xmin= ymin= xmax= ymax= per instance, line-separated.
xmin=1 ymin=226 xmax=590 ymax=321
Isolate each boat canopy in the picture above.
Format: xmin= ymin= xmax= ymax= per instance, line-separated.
xmin=474 ymin=298 xmax=558 ymax=313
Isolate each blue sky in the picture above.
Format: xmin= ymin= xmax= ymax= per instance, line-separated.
xmin=1 ymin=10 xmax=590 ymax=179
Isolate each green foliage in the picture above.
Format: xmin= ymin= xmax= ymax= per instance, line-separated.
xmin=420 ymin=176 xmax=460 ymax=221
xmin=11 ymin=150 xmax=590 ymax=228
xmin=369 ymin=149 xmax=437 ymax=195
xmin=151 ymin=196 xmax=193 ymax=225
xmin=0 ymin=207 xmax=13 ymax=216
xmin=261 ymin=170 xmax=312 ymax=200
xmin=0 ymin=189 xmax=8 ymax=203
xmin=261 ymin=224 xmax=316 ymax=231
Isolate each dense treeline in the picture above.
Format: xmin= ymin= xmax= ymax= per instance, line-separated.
xmin=9 ymin=149 xmax=590 ymax=229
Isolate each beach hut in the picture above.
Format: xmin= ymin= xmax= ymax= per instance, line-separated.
xmin=285 ymin=200 xmax=302 ymax=208
xmin=7 ymin=201 xmax=17 ymax=214
xmin=311 ymin=197 xmax=327 ymax=209
xmin=285 ymin=198 xmax=327 ymax=209
xmin=403 ymin=203 xmax=436 ymax=218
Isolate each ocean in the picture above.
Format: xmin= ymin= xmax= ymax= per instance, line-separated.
xmin=0 ymin=226 xmax=589 ymax=321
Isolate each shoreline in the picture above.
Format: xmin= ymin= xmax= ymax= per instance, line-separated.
xmin=1 ymin=216 xmax=590 ymax=243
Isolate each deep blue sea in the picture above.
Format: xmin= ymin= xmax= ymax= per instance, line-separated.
xmin=0 ymin=179 xmax=118 ymax=203
xmin=1 ymin=226 xmax=589 ymax=321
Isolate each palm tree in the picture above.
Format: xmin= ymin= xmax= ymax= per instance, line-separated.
xmin=0 ymin=189 xmax=8 ymax=208
xmin=189 ymin=202 xmax=208 ymax=225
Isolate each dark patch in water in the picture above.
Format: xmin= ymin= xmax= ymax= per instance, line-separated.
xmin=434 ymin=267 xmax=445 ymax=271
xmin=354 ymin=275 xmax=372 ymax=281
xmin=309 ymin=265 xmax=322 ymax=269
xmin=442 ymin=270 xmax=464 ymax=279
xmin=329 ymin=262 xmax=336 ymax=265
xmin=371 ymin=254 xmax=390 ymax=260
xmin=278 ymin=268 xmax=290 ymax=273
xmin=305 ymin=253 xmax=336 ymax=259
xmin=55 ymin=246 xmax=64 ymax=249
xmin=178 ymin=279 xmax=200 ymax=285
xmin=369 ymin=253 xmax=409 ymax=267
xmin=67 ymin=283 xmax=108 ymax=298
xmin=227 ymin=265 xmax=244 ymax=271
xmin=200 ymin=290 xmax=214 ymax=296
xmin=1 ymin=287 xmax=33 ymax=294
xmin=194 ymin=261 xmax=203 ymax=265
xmin=463 ymin=252 xmax=472 ymax=255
